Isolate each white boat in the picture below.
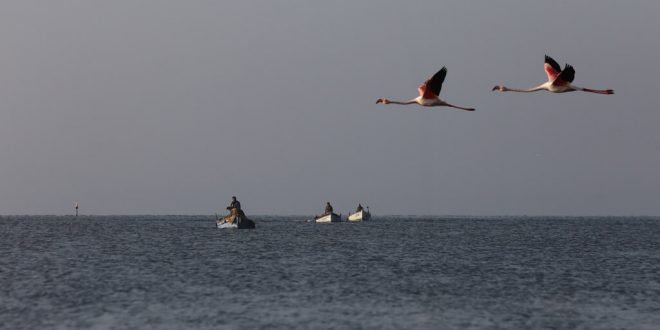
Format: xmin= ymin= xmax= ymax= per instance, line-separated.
xmin=314 ymin=213 xmax=341 ymax=223
xmin=217 ymin=221 xmax=238 ymax=229
xmin=347 ymin=209 xmax=371 ymax=222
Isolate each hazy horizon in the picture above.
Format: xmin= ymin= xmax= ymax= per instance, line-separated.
xmin=2 ymin=1 xmax=660 ymax=216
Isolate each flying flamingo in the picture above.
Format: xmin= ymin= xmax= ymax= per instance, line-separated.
xmin=376 ymin=67 xmax=475 ymax=111
xmin=492 ymin=55 xmax=614 ymax=94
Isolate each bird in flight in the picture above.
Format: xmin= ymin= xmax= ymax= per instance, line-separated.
xmin=376 ymin=67 xmax=475 ymax=111
xmin=492 ymin=55 xmax=614 ymax=95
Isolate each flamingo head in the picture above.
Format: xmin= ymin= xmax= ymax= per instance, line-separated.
xmin=376 ymin=98 xmax=390 ymax=104
xmin=492 ymin=85 xmax=507 ymax=92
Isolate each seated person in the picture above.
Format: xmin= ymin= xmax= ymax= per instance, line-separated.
xmin=356 ymin=204 xmax=363 ymax=212
xmin=227 ymin=196 xmax=241 ymax=210
xmin=324 ymin=202 xmax=333 ymax=215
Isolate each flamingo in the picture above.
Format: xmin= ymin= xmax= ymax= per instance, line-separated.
xmin=376 ymin=67 xmax=475 ymax=111
xmin=492 ymin=55 xmax=614 ymax=94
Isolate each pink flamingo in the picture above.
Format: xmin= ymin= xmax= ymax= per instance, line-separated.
xmin=492 ymin=55 xmax=614 ymax=94
xmin=376 ymin=67 xmax=475 ymax=111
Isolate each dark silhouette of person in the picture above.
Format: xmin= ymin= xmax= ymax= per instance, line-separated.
xmin=324 ymin=202 xmax=333 ymax=215
xmin=356 ymin=204 xmax=363 ymax=212
xmin=227 ymin=196 xmax=241 ymax=210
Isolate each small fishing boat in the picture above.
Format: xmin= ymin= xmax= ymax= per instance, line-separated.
xmin=216 ymin=208 xmax=256 ymax=229
xmin=347 ymin=208 xmax=371 ymax=222
xmin=314 ymin=213 xmax=341 ymax=223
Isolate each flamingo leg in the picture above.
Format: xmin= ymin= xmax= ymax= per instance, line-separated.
xmin=444 ymin=102 xmax=475 ymax=111
xmin=581 ymin=88 xmax=614 ymax=95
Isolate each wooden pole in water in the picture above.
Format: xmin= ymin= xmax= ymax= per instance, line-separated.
xmin=75 ymin=202 xmax=79 ymax=217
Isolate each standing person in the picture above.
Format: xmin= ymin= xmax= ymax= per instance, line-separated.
xmin=324 ymin=202 xmax=333 ymax=215
xmin=356 ymin=204 xmax=363 ymax=212
xmin=227 ymin=196 xmax=241 ymax=210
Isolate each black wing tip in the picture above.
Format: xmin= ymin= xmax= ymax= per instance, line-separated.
xmin=426 ymin=67 xmax=447 ymax=95
xmin=431 ymin=67 xmax=447 ymax=80
xmin=545 ymin=55 xmax=562 ymax=73
xmin=563 ymin=64 xmax=575 ymax=75
xmin=434 ymin=67 xmax=447 ymax=77
xmin=558 ymin=63 xmax=576 ymax=82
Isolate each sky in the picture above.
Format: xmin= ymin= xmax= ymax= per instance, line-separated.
xmin=1 ymin=1 xmax=659 ymax=216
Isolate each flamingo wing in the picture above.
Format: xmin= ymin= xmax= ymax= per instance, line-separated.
xmin=553 ymin=64 xmax=575 ymax=85
xmin=418 ymin=67 xmax=446 ymax=99
xmin=544 ymin=55 xmax=561 ymax=81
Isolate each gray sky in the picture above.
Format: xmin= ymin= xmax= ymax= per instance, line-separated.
xmin=1 ymin=0 xmax=659 ymax=215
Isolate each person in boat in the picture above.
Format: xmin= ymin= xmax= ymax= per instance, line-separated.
xmin=324 ymin=202 xmax=333 ymax=215
xmin=223 ymin=196 xmax=242 ymax=224
xmin=227 ymin=196 xmax=241 ymax=210
xmin=356 ymin=204 xmax=363 ymax=212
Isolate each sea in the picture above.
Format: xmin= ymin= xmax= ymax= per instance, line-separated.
xmin=1 ymin=215 xmax=659 ymax=329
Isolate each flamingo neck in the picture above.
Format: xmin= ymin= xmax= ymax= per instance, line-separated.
xmin=503 ymin=85 xmax=546 ymax=93
xmin=389 ymin=99 xmax=417 ymax=105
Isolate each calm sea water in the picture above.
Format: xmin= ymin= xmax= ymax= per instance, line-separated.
xmin=1 ymin=216 xmax=659 ymax=329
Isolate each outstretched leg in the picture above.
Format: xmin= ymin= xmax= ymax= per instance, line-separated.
xmin=581 ymin=88 xmax=614 ymax=95
xmin=445 ymin=103 xmax=475 ymax=111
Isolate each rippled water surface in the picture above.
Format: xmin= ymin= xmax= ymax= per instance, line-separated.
xmin=2 ymin=216 xmax=660 ymax=329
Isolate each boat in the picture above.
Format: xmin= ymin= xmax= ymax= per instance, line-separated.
xmin=347 ymin=208 xmax=371 ymax=222
xmin=314 ymin=213 xmax=341 ymax=223
xmin=216 ymin=208 xmax=256 ymax=229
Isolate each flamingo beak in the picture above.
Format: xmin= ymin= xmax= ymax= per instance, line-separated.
xmin=376 ymin=99 xmax=383 ymax=104
xmin=491 ymin=86 xmax=499 ymax=91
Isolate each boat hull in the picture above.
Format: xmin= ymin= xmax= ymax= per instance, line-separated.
xmin=216 ymin=218 xmax=255 ymax=229
xmin=217 ymin=221 xmax=238 ymax=229
xmin=347 ymin=210 xmax=371 ymax=222
xmin=216 ymin=208 xmax=256 ymax=229
xmin=315 ymin=213 xmax=341 ymax=223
